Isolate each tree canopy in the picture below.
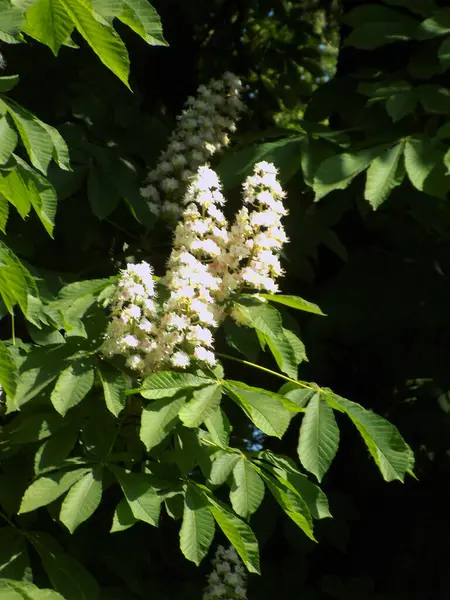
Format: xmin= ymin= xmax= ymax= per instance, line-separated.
xmin=0 ymin=1 xmax=449 ymax=599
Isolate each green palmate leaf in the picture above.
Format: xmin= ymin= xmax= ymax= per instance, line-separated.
xmin=280 ymin=383 xmax=315 ymax=410
xmin=14 ymin=156 xmax=58 ymax=236
xmin=260 ymin=471 xmax=315 ymax=541
xmin=0 ymin=115 xmax=18 ymax=164
xmin=0 ymin=410 xmax=63 ymax=446
xmin=0 ymin=194 xmax=8 ymax=232
xmin=1 ymin=99 xmax=54 ymax=175
xmin=416 ymin=8 xmax=450 ymax=39
xmin=0 ymin=1 xmax=24 ymax=43
xmin=30 ymin=532 xmax=99 ymax=600
xmin=180 ymin=484 xmax=215 ymax=566
xmin=19 ymin=468 xmax=90 ymax=513
xmin=39 ymin=121 xmax=71 ymax=171
xmin=313 ymin=146 xmax=384 ymax=200
xmin=385 ymin=91 xmax=417 ymax=122
xmin=206 ymin=493 xmax=260 ymax=574
xmin=225 ymin=381 xmax=292 ymax=438
xmin=259 ymin=451 xmax=331 ymax=520
xmin=204 ymin=407 xmax=231 ymax=448
xmin=0 ymin=74 xmax=20 ymax=92
xmin=112 ymin=468 xmax=161 ymax=526
xmin=297 ymin=392 xmax=339 ymax=482
xmin=283 ymin=328 xmax=307 ymax=365
xmin=140 ymin=370 xmax=213 ymax=399
xmin=224 ymin=318 xmax=260 ymax=362
xmin=140 ymin=394 xmax=185 ymax=451
xmin=0 ymin=340 xmax=17 ymax=397
xmin=324 ymin=391 xmax=414 ymax=482
xmin=404 ymin=136 xmax=443 ymax=191
xmin=445 ymin=148 xmax=450 ymax=174
xmin=59 ymin=0 xmax=130 ymax=87
xmin=35 ymin=427 xmax=78 ymax=474
xmin=0 ymin=527 xmax=30 ymax=580
xmin=98 ymin=363 xmax=127 ymax=417
xmin=0 ymin=162 xmax=32 ymax=218
xmin=23 ymin=0 xmax=75 ymax=55
xmin=119 ymin=0 xmax=167 ymax=45
xmin=87 ymin=167 xmax=120 ymax=220
xmin=439 ymin=37 xmax=450 ymax=68
xmin=230 ymin=457 xmax=265 ymax=519
xmin=261 ymin=293 xmax=325 ymax=315
xmin=0 ymin=579 xmax=64 ymax=599
xmin=60 ymin=466 xmax=103 ymax=532
xmin=417 ymin=85 xmax=450 ymax=114
xmin=364 ymin=141 xmax=405 ymax=209
xmin=217 ymin=137 xmax=303 ymax=189
xmin=50 ymin=359 xmax=95 ymax=415
xmin=111 ymin=497 xmax=137 ymax=533
xmin=178 ymin=383 xmax=222 ymax=428
xmin=344 ymin=5 xmax=418 ymax=49
xmin=234 ymin=297 xmax=297 ymax=377
xmin=209 ymin=452 xmax=240 ymax=486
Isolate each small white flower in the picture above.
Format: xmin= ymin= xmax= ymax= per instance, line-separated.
xmin=194 ymin=346 xmax=216 ymax=365
xmin=121 ymin=335 xmax=139 ymax=348
xmin=126 ymin=354 xmax=143 ymax=370
xmin=170 ymin=351 xmax=191 ymax=368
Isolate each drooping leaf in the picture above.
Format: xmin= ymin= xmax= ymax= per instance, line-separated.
xmin=324 ymin=391 xmax=414 ymax=482
xmin=225 ymin=380 xmax=292 ymax=438
xmin=0 ymin=115 xmax=18 ymax=164
xmin=111 ymin=467 xmax=161 ymax=526
xmin=230 ymin=457 xmax=265 ymax=518
xmin=404 ymin=136 xmax=442 ymax=191
xmin=313 ymin=147 xmax=384 ymax=200
xmin=0 ymin=579 xmax=64 ymax=599
xmin=1 ymin=98 xmax=54 ymax=175
xmin=0 ymin=194 xmax=8 ymax=233
xmin=179 ymin=483 xmax=215 ymax=566
xmin=19 ymin=468 xmax=90 ymax=513
xmin=385 ymin=91 xmax=417 ymax=121
xmin=59 ymin=0 xmax=130 ymax=87
xmin=234 ymin=297 xmax=297 ymax=378
xmin=23 ymin=0 xmax=75 ymax=55
xmin=0 ymin=340 xmax=17 ymax=397
xmin=297 ymin=392 xmax=340 ymax=482
xmin=0 ymin=527 xmax=30 ymax=580
xmin=260 ymin=470 xmax=316 ymax=541
xmin=178 ymin=383 xmax=222 ymax=428
xmin=98 ymin=363 xmax=127 ymax=417
xmin=119 ymin=0 xmax=167 ymax=46
xmin=140 ymin=371 xmax=213 ymax=399
xmin=110 ymin=497 xmax=137 ymax=533
xmin=261 ymin=293 xmax=325 ymax=316
xmin=209 ymin=451 xmax=240 ymax=486
xmin=34 ymin=427 xmax=78 ymax=474
xmin=140 ymin=394 xmax=185 ymax=451
xmin=206 ymin=494 xmax=260 ymax=574
xmin=30 ymin=532 xmax=100 ymax=600
xmin=204 ymin=407 xmax=231 ymax=448
xmin=60 ymin=467 xmax=103 ymax=533
xmin=364 ymin=141 xmax=405 ymax=209
xmin=50 ymin=359 xmax=95 ymax=415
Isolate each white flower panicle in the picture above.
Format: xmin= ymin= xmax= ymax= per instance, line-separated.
xmin=203 ymin=545 xmax=247 ymax=600
xmin=152 ymin=166 xmax=229 ymax=370
xmin=218 ymin=160 xmax=288 ymax=298
xmin=141 ymin=72 xmax=244 ymax=220
xmin=103 ymin=162 xmax=287 ymax=374
xmin=101 ymin=262 xmax=159 ymax=373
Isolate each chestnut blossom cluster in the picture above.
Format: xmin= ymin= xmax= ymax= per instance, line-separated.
xmin=221 ymin=161 xmax=288 ymax=297
xmin=102 ymin=162 xmax=288 ymax=374
xmin=101 ymin=262 xmax=159 ymax=373
xmin=141 ymin=72 xmax=244 ymax=220
xmin=154 ymin=166 xmax=229 ymax=369
xmin=203 ymin=545 xmax=247 ymax=600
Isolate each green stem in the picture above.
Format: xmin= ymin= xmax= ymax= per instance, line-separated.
xmin=216 ymin=352 xmax=313 ymax=390
xmin=11 ymin=313 xmax=15 ymax=346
